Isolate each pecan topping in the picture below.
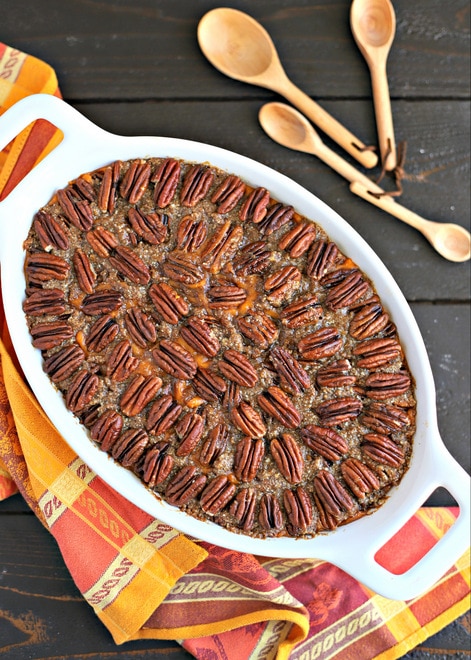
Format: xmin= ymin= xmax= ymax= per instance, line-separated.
xmin=365 ymin=372 xmax=411 ymax=400
xmin=200 ymin=475 xmax=236 ymax=514
xmin=313 ymin=490 xmax=338 ymax=531
xmin=90 ymin=410 xmax=123 ymax=449
xmin=180 ymin=316 xmax=220 ymax=357
xmin=239 ymin=187 xmax=270 ymax=223
xmin=237 ymin=312 xmax=279 ymax=348
xmin=231 ymin=401 xmax=266 ymax=438
xmin=256 ymin=202 xmax=294 ymax=235
xmin=218 ymin=349 xmax=258 ymax=388
xmin=119 ymin=159 xmax=151 ymax=204
xmin=86 ymin=227 xmax=119 ymax=257
xmin=152 ymin=339 xmax=197 ymax=379
xmin=306 ymin=240 xmax=340 ymax=279
xmin=141 ymin=441 xmax=174 ymax=488
xmin=107 ymin=340 xmax=139 ymax=382
xmin=180 ymin=164 xmax=214 ymax=207
xmin=192 ymin=367 xmax=226 ymax=402
xmin=270 ymin=346 xmax=310 ymax=395
xmin=33 ymin=210 xmax=69 ymax=251
xmin=278 ymin=220 xmax=317 ymax=258
xmin=86 ymin=315 xmax=119 ymax=352
xmin=57 ymin=188 xmax=94 ymax=231
xmin=79 ymin=404 xmax=101 ymax=428
xmin=30 ymin=321 xmax=73 ymax=350
xmin=148 ymin=282 xmax=189 ymax=324
xmin=65 ymin=369 xmax=99 ymax=413
xmin=120 ymin=374 xmax=162 ymax=417
xmin=353 ymin=337 xmax=402 ymax=369
xmin=316 ymin=396 xmax=362 ymax=426
xmin=316 ymin=359 xmax=356 ymax=388
xmin=109 ymin=245 xmax=150 ymax=284
xmin=146 ymin=394 xmax=182 ymax=434
xmin=313 ymin=470 xmax=355 ymax=519
xmin=127 ymin=207 xmax=168 ymax=245
xmin=201 ymin=221 xmax=243 ymax=271
xmin=124 ymin=308 xmax=156 ymax=347
xmin=322 ymin=269 xmax=369 ymax=310
xmin=280 ymin=295 xmax=322 ymax=329
xmin=98 ymin=161 xmax=121 ymax=213
xmin=81 ymin=290 xmax=123 ymax=316
xmin=152 ymin=158 xmax=181 ymax=207
xmin=175 ymin=412 xmax=205 ymax=456
xmin=361 ymin=402 xmax=410 ymax=433
xmin=229 ymin=488 xmax=257 ymax=531
xmin=199 ymin=424 xmax=229 ymax=466
xmin=23 ymin=288 xmax=66 ymax=316
xmin=207 ymin=284 xmax=247 ymax=309
xmin=233 ymin=437 xmax=264 ymax=482
xmin=349 ymin=297 xmax=390 ymax=340
xmin=223 ymin=382 xmax=242 ymax=409
xmin=264 ymin=265 xmax=301 ymax=304
xmin=300 ymin=424 xmax=348 ymax=461
xmin=284 ymin=487 xmax=313 ymax=535
xmin=271 ymin=433 xmax=304 ymax=483
xmin=72 ymin=177 xmax=96 ymax=202
xmin=165 ymin=466 xmax=207 ymax=506
xmin=233 ymin=241 xmax=271 ymax=276
xmin=111 ymin=428 xmax=148 ymax=468
xmin=162 ymin=251 xmax=205 ymax=285
xmin=298 ymin=327 xmax=342 ymax=360
xmin=176 ymin=215 xmax=207 ymax=252
xmin=341 ymin=458 xmax=380 ymax=499
xmin=25 ymin=251 xmax=69 ymax=285
xmin=73 ymin=248 xmax=96 ymax=294
xmin=211 ymin=174 xmax=246 ymax=214
xmin=43 ymin=344 xmax=85 ymax=383
xmin=362 ymin=433 xmax=405 ymax=467
xmin=258 ymin=386 xmax=301 ymax=429
xmin=259 ymin=493 xmax=283 ymax=533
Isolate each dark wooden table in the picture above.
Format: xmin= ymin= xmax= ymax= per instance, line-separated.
xmin=1 ymin=1 xmax=469 ymax=658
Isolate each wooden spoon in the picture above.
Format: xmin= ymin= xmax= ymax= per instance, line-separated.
xmin=350 ymin=0 xmax=397 ymax=171
xmin=259 ymin=102 xmax=470 ymax=262
xmin=197 ymin=7 xmax=378 ymax=169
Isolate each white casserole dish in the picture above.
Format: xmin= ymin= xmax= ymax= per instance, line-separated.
xmin=0 ymin=94 xmax=469 ymax=601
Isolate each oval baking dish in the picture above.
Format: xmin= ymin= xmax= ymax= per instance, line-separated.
xmin=0 ymin=94 xmax=468 ymax=601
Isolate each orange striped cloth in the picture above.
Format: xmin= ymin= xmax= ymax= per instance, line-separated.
xmin=0 ymin=43 xmax=469 ymax=659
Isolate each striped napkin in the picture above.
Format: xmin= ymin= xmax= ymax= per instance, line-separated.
xmin=0 ymin=43 xmax=469 ymax=659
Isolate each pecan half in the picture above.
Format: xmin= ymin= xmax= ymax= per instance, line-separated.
xmin=316 ymin=359 xmax=356 ymax=388
xmin=218 ymin=349 xmax=259 ymax=388
xmin=223 ymin=382 xmax=242 ymax=409
xmin=283 ymin=487 xmax=313 ymax=535
xmin=148 ymin=282 xmax=189 ymax=324
xmin=73 ymin=248 xmax=96 ymax=294
xmin=313 ymin=470 xmax=355 ymax=519
xmin=120 ymin=374 xmax=162 ymax=416
xmin=30 ymin=321 xmax=73 ymax=350
xmin=233 ymin=241 xmax=271 ymax=276
xmin=162 ymin=251 xmax=205 ymax=285
xmin=25 ymin=251 xmax=69 ymax=285
xmin=231 ymin=401 xmax=266 ymax=438
xmin=365 ymin=372 xmax=411 ymax=400
xmin=141 ymin=441 xmax=174 ymax=488
xmin=119 ymin=159 xmax=151 ymax=204
xmin=316 ymin=396 xmax=362 ymax=426
xmin=278 ymin=220 xmax=317 ymax=258
xmin=199 ymin=424 xmax=229 ymax=466
xmin=109 ymin=245 xmax=150 ymax=284
xmin=362 ymin=433 xmax=405 ymax=467
xmin=43 ymin=344 xmax=85 ymax=383
xmin=91 ymin=410 xmax=123 ymax=450
xmin=233 ymin=437 xmax=264 ymax=482
xmin=86 ymin=315 xmax=119 ymax=352
xmin=341 ymin=458 xmax=380 ymax=499
xmin=107 ymin=340 xmax=139 ymax=382
xmin=152 ymin=158 xmax=181 ymax=207
xmin=125 ymin=308 xmax=157 ymax=347
xmin=322 ymin=269 xmax=369 ymax=310
xmin=229 ymin=488 xmax=257 ymax=531
xmin=280 ymin=295 xmax=322 ymax=329
xmin=180 ymin=164 xmax=214 ymax=207
xmin=111 ymin=428 xmax=148 ymax=468
xmin=180 ymin=316 xmax=220 ymax=357
xmin=207 ymin=284 xmax=247 ymax=309
xmin=270 ymin=346 xmax=310 ymax=395
xmin=65 ymin=369 xmax=99 ymax=413
xmin=237 ymin=312 xmax=279 ymax=348
xmin=165 ymin=465 xmax=207 ymax=506
xmin=176 ymin=215 xmax=207 ymax=252
xmin=298 ymin=327 xmax=343 ymax=360
xmin=256 ymin=202 xmax=294 ymax=235
xmin=271 ymin=433 xmax=304 ymax=483
xmin=300 ymin=424 xmax=348 ymax=461
xmin=201 ymin=221 xmax=243 ymax=271
xmin=313 ymin=490 xmax=338 ymax=531
xmin=239 ymin=187 xmax=270 ymax=223
xmin=128 ymin=207 xmax=168 ymax=245
xmin=258 ymin=493 xmax=283 ymax=533
xmin=264 ymin=265 xmax=301 ymax=304
xmin=86 ymin=227 xmax=119 ymax=257
xmin=152 ymin=339 xmax=197 ymax=379
xmin=211 ymin=174 xmax=246 ymax=214
xmin=349 ymin=298 xmax=390 ymax=340
xmin=146 ymin=394 xmax=182 ymax=434
xmin=98 ymin=161 xmax=121 ymax=213
xmin=175 ymin=411 xmax=205 ymax=456
xmin=72 ymin=176 xmax=95 ymax=202
xmin=361 ymin=402 xmax=410 ymax=433
xmin=200 ymin=475 xmax=236 ymax=514
xmin=192 ymin=367 xmax=226 ymax=402
xmin=33 ymin=210 xmax=69 ymax=251
xmin=57 ymin=188 xmax=94 ymax=231
xmin=305 ymin=240 xmax=341 ymax=279
xmin=353 ymin=337 xmax=402 ymax=369
xmin=23 ymin=288 xmax=67 ymax=317
xmin=81 ymin=290 xmax=123 ymax=316
xmin=258 ymin=386 xmax=301 ymax=429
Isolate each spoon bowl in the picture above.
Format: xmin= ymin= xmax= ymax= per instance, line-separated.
xmin=198 ymin=7 xmax=378 ymax=168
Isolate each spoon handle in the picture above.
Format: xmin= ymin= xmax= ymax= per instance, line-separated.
xmin=281 ymin=78 xmax=378 ymax=169
xmin=370 ymin=63 xmax=397 ymax=171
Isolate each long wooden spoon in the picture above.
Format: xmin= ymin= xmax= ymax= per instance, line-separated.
xmin=197 ymin=7 xmax=378 ymax=169
xmin=350 ymin=0 xmax=397 ymax=171
xmin=259 ymin=102 xmax=470 ymax=262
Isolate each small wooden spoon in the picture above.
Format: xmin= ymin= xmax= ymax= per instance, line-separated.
xmin=350 ymin=0 xmax=397 ymax=171
xmin=259 ymin=102 xmax=470 ymax=262
xmin=197 ymin=7 xmax=378 ymax=169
